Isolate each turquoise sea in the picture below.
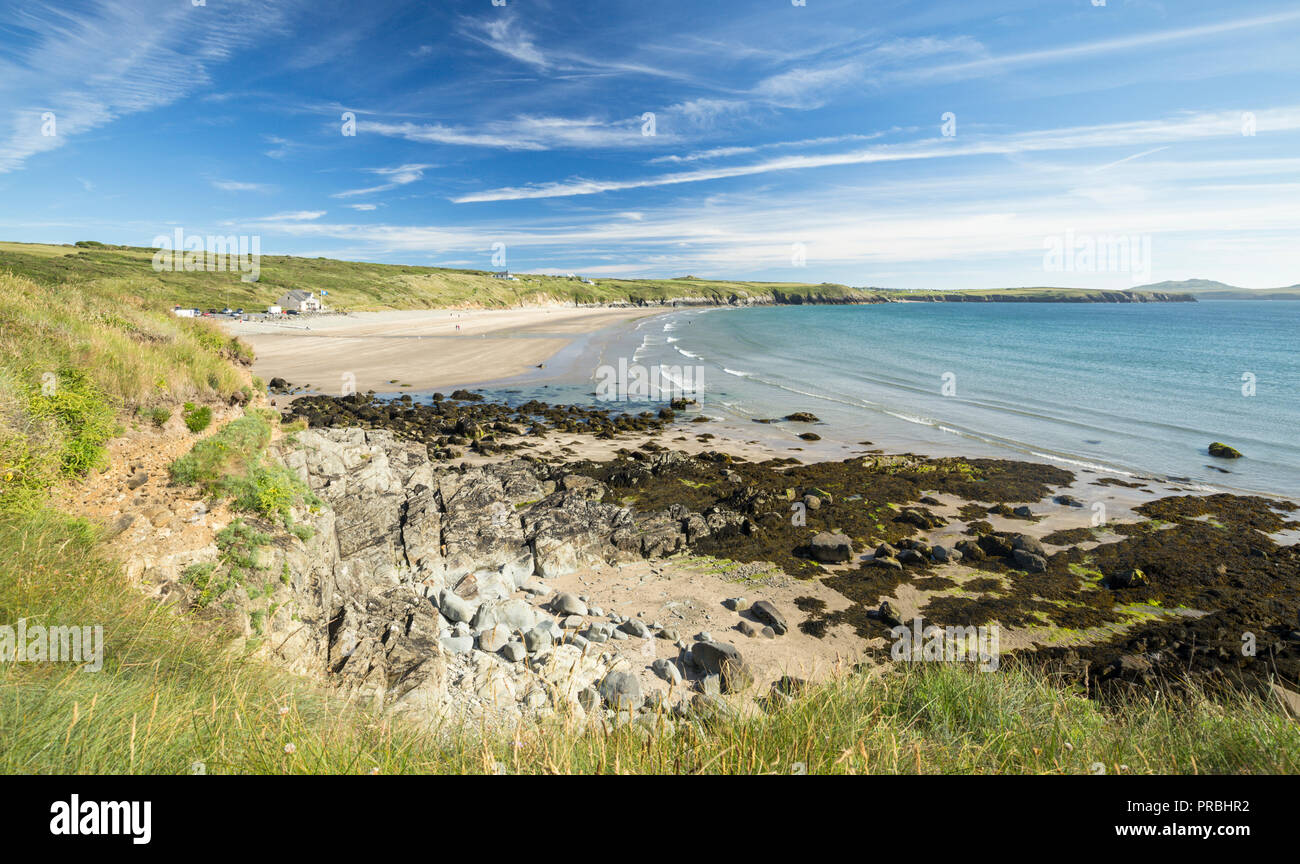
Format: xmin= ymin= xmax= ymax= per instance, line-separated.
xmin=471 ymin=300 xmax=1300 ymax=499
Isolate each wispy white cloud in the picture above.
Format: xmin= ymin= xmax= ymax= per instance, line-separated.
xmin=0 ymin=0 xmax=297 ymax=174
xmin=650 ymin=133 xmax=889 ymax=165
xmin=359 ymin=114 xmax=656 ymax=151
xmin=245 ymin=210 xmax=326 ymax=222
xmin=331 ymin=163 xmax=436 ymax=198
xmin=211 ymin=179 xmax=272 ymax=193
xmin=455 ymin=107 xmax=1300 ymax=202
xmin=459 ymin=12 xmax=697 ymax=82
xmin=909 ymin=9 xmax=1300 ymax=81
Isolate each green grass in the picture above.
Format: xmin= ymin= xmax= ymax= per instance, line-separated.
xmin=1 ymin=508 xmax=1295 ymax=775
xmin=181 ymin=402 xmax=212 ymax=433
xmin=0 ymin=270 xmax=249 ymax=514
xmin=0 ymin=242 xmax=876 ymax=313
xmin=168 ymin=410 xmax=318 ymax=524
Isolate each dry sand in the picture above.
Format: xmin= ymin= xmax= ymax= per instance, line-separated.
xmin=222 ymin=307 xmax=661 ymax=395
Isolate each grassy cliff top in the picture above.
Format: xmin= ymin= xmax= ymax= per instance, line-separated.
xmin=0 ymin=240 xmax=1193 ymax=312
xmin=0 ymin=241 xmax=869 ymax=311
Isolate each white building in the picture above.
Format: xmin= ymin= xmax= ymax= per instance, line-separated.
xmin=274 ymin=290 xmax=323 ymax=312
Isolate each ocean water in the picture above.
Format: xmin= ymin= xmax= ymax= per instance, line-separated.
xmin=468 ymin=301 xmax=1300 ymax=499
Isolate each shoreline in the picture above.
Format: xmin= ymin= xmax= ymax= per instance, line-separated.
xmin=222 ymin=306 xmax=668 ymax=397
xmin=232 ymin=304 xmax=1298 ymax=503
xmin=275 ymin=388 xmax=1300 ymax=702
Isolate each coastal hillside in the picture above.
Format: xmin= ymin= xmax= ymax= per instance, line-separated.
xmin=0 ymin=240 xmax=1191 ymax=313
xmin=1134 ymin=279 xmax=1300 ymax=300
xmin=0 ymin=241 xmax=870 ymax=311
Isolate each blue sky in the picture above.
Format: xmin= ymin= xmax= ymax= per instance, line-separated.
xmin=1 ymin=0 xmax=1298 ymax=289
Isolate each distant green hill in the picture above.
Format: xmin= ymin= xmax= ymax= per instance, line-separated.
xmin=0 ymin=240 xmax=1193 ymax=311
xmin=1133 ymin=278 xmax=1300 ymax=299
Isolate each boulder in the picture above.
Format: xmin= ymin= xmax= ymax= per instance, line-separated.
xmin=1011 ymin=534 xmax=1047 ymax=557
xmin=691 ymin=641 xmax=753 ymax=692
xmin=1110 ymin=567 xmax=1148 ymax=589
xmin=1011 ymin=549 xmax=1047 ymax=573
xmin=877 ymin=601 xmax=902 ymax=628
xmin=598 ymin=670 xmax=643 ymax=711
xmin=1208 ymin=442 xmax=1243 ymax=459
xmin=618 ymin=619 xmax=651 ymax=639
xmin=810 ymin=531 xmax=853 ymax=563
xmin=651 ymin=658 xmax=682 ymax=685
xmin=523 ymin=626 xmax=552 ymax=653
xmin=477 ymin=623 xmax=512 ymax=653
xmin=749 ymin=600 xmax=788 ymax=636
xmin=550 ymin=592 xmax=588 ymax=616
xmin=436 ymin=590 xmax=475 ymax=624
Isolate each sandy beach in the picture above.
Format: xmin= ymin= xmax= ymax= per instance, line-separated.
xmin=223 ymin=306 xmax=662 ymax=396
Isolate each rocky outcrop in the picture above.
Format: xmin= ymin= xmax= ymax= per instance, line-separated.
xmin=185 ymin=428 xmax=765 ymax=729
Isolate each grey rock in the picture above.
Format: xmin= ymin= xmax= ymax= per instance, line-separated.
xmin=1012 ymin=534 xmax=1047 ymax=557
xmin=501 ymin=642 xmax=526 ymax=663
xmin=618 ymin=619 xmax=651 ymax=639
xmin=749 ymin=600 xmax=788 ymax=636
xmin=810 ymin=531 xmax=853 ymax=563
xmin=691 ymin=641 xmax=752 ymax=692
xmin=477 ymin=623 xmax=512 ymax=652
xmin=598 ymin=670 xmax=643 ymax=711
xmin=437 ymin=590 xmax=475 ymax=624
xmin=551 ymin=592 xmax=588 ymax=616
xmin=577 ymin=685 xmax=600 ymax=713
xmin=524 ymin=626 xmax=552 ymax=653
xmin=1011 ymin=548 xmax=1048 ymax=573
xmin=440 ymin=635 xmax=474 ymax=655
xmin=651 ymin=658 xmax=682 ymax=685
xmin=471 ymin=598 xmax=537 ymax=632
